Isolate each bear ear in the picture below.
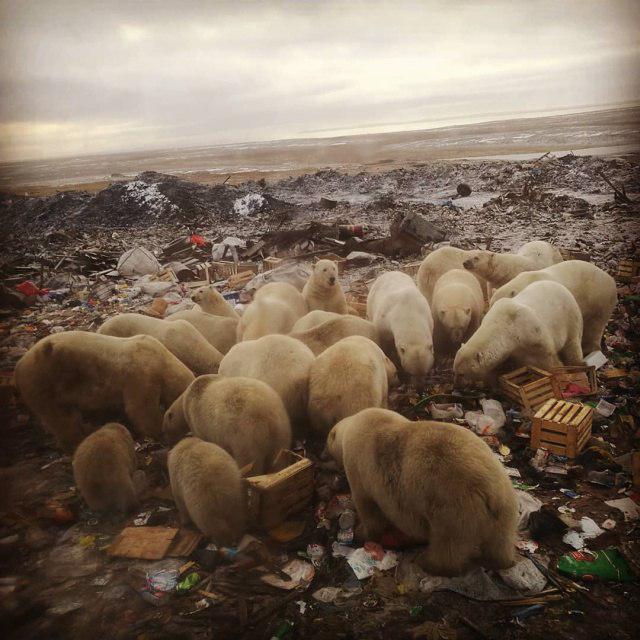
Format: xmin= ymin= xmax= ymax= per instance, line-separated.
xmin=509 ymin=290 xmax=516 ymax=298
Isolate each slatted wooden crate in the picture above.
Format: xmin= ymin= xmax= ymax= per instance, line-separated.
xmin=212 ymin=261 xmax=260 ymax=278
xmin=499 ymin=366 xmax=555 ymax=411
xmin=559 ymin=247 xmax=591 ymax=262
xmin=551 ymin=365 xmax=597 ymax=398
xmin=616 ymin=260 xmax=640 ymax=283
xmin=263 ymin=256 xmax=284 ymax=271
xmin=245 ymin=450 xmax=314 ymax=529
xmin=531 ymin=398 xmax=593 ymax=458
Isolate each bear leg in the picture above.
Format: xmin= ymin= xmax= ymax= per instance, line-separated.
xmin=559 ymin=337 xmax=584 ymax=365
xmin=350 ymin=484 xmax=392 ymax=541
xmin=42 ymin=405 xmax=87 ymax=453
xmin=124 ymin=387 xmax=163 ymax=440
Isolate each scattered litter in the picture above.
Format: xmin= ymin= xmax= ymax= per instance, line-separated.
xmin=260 ymin=559 xmax=315 ymax=590
xmin=562 ymin=517 xmax=605 ymax=549
xmin=345 ymin=544 xmax=399 ymax=580
xmin=605 ymin=497 xmax=640 ymax=521
xmin=557 ymin=549 xmax=635 ymax=581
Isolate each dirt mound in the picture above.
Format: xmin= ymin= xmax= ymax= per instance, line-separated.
xmin=0 ymin=171 xmax=294 ymax=234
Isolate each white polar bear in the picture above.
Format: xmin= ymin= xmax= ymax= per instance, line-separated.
xmin=454 ymin=280 xmax=583 ymax=384
xmin=432 ymin=269 xmax=485 ymax=352
xmin=367 ymin=271 xmax=434 ymax=378
xmin=302 ymin=259 xmax=349 ymax=313
xmin=463 ymin=240 xmax=563 ymax=288
xmin=237 ymin=282 xmax=308 ymax=341
xmin=416 ymin=246 xmax=487 ymax=304
xmin=292 ymin=310 xmax=342 ymax=333
xmin=490 ymin=260 xmax=617 ymax=354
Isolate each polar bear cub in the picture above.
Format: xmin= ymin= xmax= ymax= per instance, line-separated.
xmin=168 ymin=437 xmax=246 ymax=545
xmin=454 ymin=280 xmax=583 ymax=384
xmin=326 ymin=407 xmax=518 ymax=576
xmin=489 ymin=260 xmax=617 ymax=354
xmin=163 ymin=375 xmax=291 ymax=475
xmin=237 ymin=282 xmax=308 ymax=341
xmin=72 ymin=422 xmax=138 ymax=513
xmin=367 ymin=271 xmax=434 ymax=378
xmin=302 ymin=259 xmax=349 ymax=313
xmin=307 ymin=336 xmax=395 ymax=435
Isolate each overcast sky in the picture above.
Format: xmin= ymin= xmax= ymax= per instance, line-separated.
xmin=1 ymin=0 xmax=639 ymax=162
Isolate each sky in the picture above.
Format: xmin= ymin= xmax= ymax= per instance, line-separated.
xmin=0 ymin=0 xmax=639 ymax=162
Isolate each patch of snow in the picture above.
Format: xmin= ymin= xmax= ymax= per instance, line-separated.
xmin=233 ymin=193 xmax=265 ymax=217
xmin=123 ymin=181 xmax=179 ymax=218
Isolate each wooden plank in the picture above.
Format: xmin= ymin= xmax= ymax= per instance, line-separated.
xmin=537 ymin=440 xmax=568 ymax=456
xmin=570 ymin=406 xmax=591 ymax=427
xmin=540 ymin=420 xmax=568 ymax=434
xmin=538 ymin=429 xmax=569 ymax=444
xmin=544 ymin=400 xmax=564 ymax=421
xmin=167 ymin=528 xmax=203 ymax=557
xmin=535 ymin=398 xmax=556 ymax=418
xmin=108 ymin=526 xmax=178 ymax=560
xmin=560 ymin=403 xmax=582 ymax=424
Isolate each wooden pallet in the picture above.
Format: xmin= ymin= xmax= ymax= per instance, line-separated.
xmin=531 ymin=398 xmax=593 ymax=458
xmin=616 ymin=260 xmax=640 ymax=283
xmin=551 ymin=365 xmax=597 ymax=398
xmin=499 ymin=366 xmax=555 ymax=411
xmin=245 ymin=450 xmax=314 ymax=529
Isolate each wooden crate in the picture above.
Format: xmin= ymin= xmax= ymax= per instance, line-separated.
xmin=212 ymin=261 xmax=260 ymax=278
xmin=616 ymin=260 xmax=640 ymax=282
xmin=531 ymin=398 xmax=593 ymax=458
xmin=245 ymin=450 xmax=314 ymax=529
xmin=559 ymin=247 xmax=591 ymax=262
xmin=551 ymin=365 xmax=597 ymax=398
xmin=263 ymin=256 xmax=284 ymax=271
xmin=400 ymin=261 xmax=422 ymax=277
xmin=499 ymin=366 xmax=555 ymax=411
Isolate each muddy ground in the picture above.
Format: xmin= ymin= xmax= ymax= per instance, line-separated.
xmin=1 ymin=152 xmax=639 ymax=639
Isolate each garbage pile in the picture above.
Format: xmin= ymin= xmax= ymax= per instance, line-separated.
xmin=0 ymin=154 xmax=639 ymax=639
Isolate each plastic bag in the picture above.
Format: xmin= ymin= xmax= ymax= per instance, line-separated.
xmin=557 ymin=549 xmax=634 ymax=581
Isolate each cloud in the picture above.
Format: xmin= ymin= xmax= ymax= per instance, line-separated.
xmin=0 ymin=0 xmax=639 ymax=161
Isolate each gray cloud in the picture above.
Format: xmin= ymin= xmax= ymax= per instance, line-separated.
xmin=0 ymin=0 xmax=639 ymax=161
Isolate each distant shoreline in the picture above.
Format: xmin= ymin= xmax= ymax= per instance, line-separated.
xmin=1 ymin=105 xmax=638 ymax=196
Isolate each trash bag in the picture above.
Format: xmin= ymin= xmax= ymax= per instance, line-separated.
xmin=245 ymin=262 xmax=312 ymax=292
xmin=117 ymin=247 xmax=161 ymax=277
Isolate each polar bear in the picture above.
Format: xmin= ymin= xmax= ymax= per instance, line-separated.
xmin=191 ymin=285 xmax=239 ymax=318
xmin=14 ymin=331 xmax=194 ymax=452
xmin=326 ymin=407 xmax=518 ymax=576
xmin=367 ymin=271 xmax=434 ymax=378
xmin=168 ymin=437 xmax=246 ymax=544
xmin=72 ymin=422 xmax=138 ymax=513
xmin=308 ymin=336 xmax=393 ymax=436
xmin=416 ymin=246 xmax=487 ymax=303
xmin=302 ymin=259 xmax=349 ymax=314
xmin=489 ymin=260 xmax=617 ymax=354
xmin=237 ymin=282 xmax=308 ymax=341
xmin=292 ymin=310 xmax=342 ymax=332
xmin=454 ymin=280 xmax=583 ymax=384
xmin=463 ymin=240 xmax=563 ymax=288
xmin=98 ymin=313 xmax=222 ymax=375
xmin=218 ymin=334 xmax=315 ymax=433
xmin=431 ymin=269 xmax=485 ymax=352
xmin=166 ymin=310 xmax=238 ymax=354
xmin=162 ymin=375 xmax=291 ymax=475
xmin=289 ymin=315 xmax=381 ymax=356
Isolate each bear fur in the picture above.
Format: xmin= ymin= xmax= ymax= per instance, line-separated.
xmin=14 ymin=331 xmax=194 ymax=452
xmin=162 ymin=375 xmax=291 ymax=475
xmin=416 ymin=246 xmax=487 ymax=303
xmin=290 ymin=314 xmax=381 ymax=356
xmin=489 ymin=260 xmax=617 ymax=354
xmin=463 ymin=240 xmax=564 ymax=288
xmin=302 ymin=259 xmax=349 ymax=314
xmin=432 ymin=269 xmax=485 ymax=352
xmin=237 ymin=282 xmax=308 ymax=341
xmin=168 ymin=437 xmax=246 ymax=544
xmin=367 ymin=271 xmax=434 ymax=378
xmin=326 ymin=407 xmax=518 ymax=576
xmin=454 ymin=280 xmax=583 ymax=384
xmin=191 ymin=285 xmax=239 ymax=318
xmin=72 ymin=422 xmax=138 ymax=513
xmin=166 ymin=309 xmax=238 ymax=354
xmin=218 ymin=334 xmax=315 ymax=433
xmin=292 ymin=310 xmax=342 ymax=332
xmin=98 ymin=313 xmax=222 ymax=375
xmin=308 ymin=336 xmax=393 ymax=435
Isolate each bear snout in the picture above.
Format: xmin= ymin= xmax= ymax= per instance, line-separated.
xmin=329 ymin=276 xmax=336 ymax=285
xmin=462 ymin=259 xmax=472 ymax=269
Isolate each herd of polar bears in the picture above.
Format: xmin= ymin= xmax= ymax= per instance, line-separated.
xmin=14 ymin=240 xmax=618 ymax=576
